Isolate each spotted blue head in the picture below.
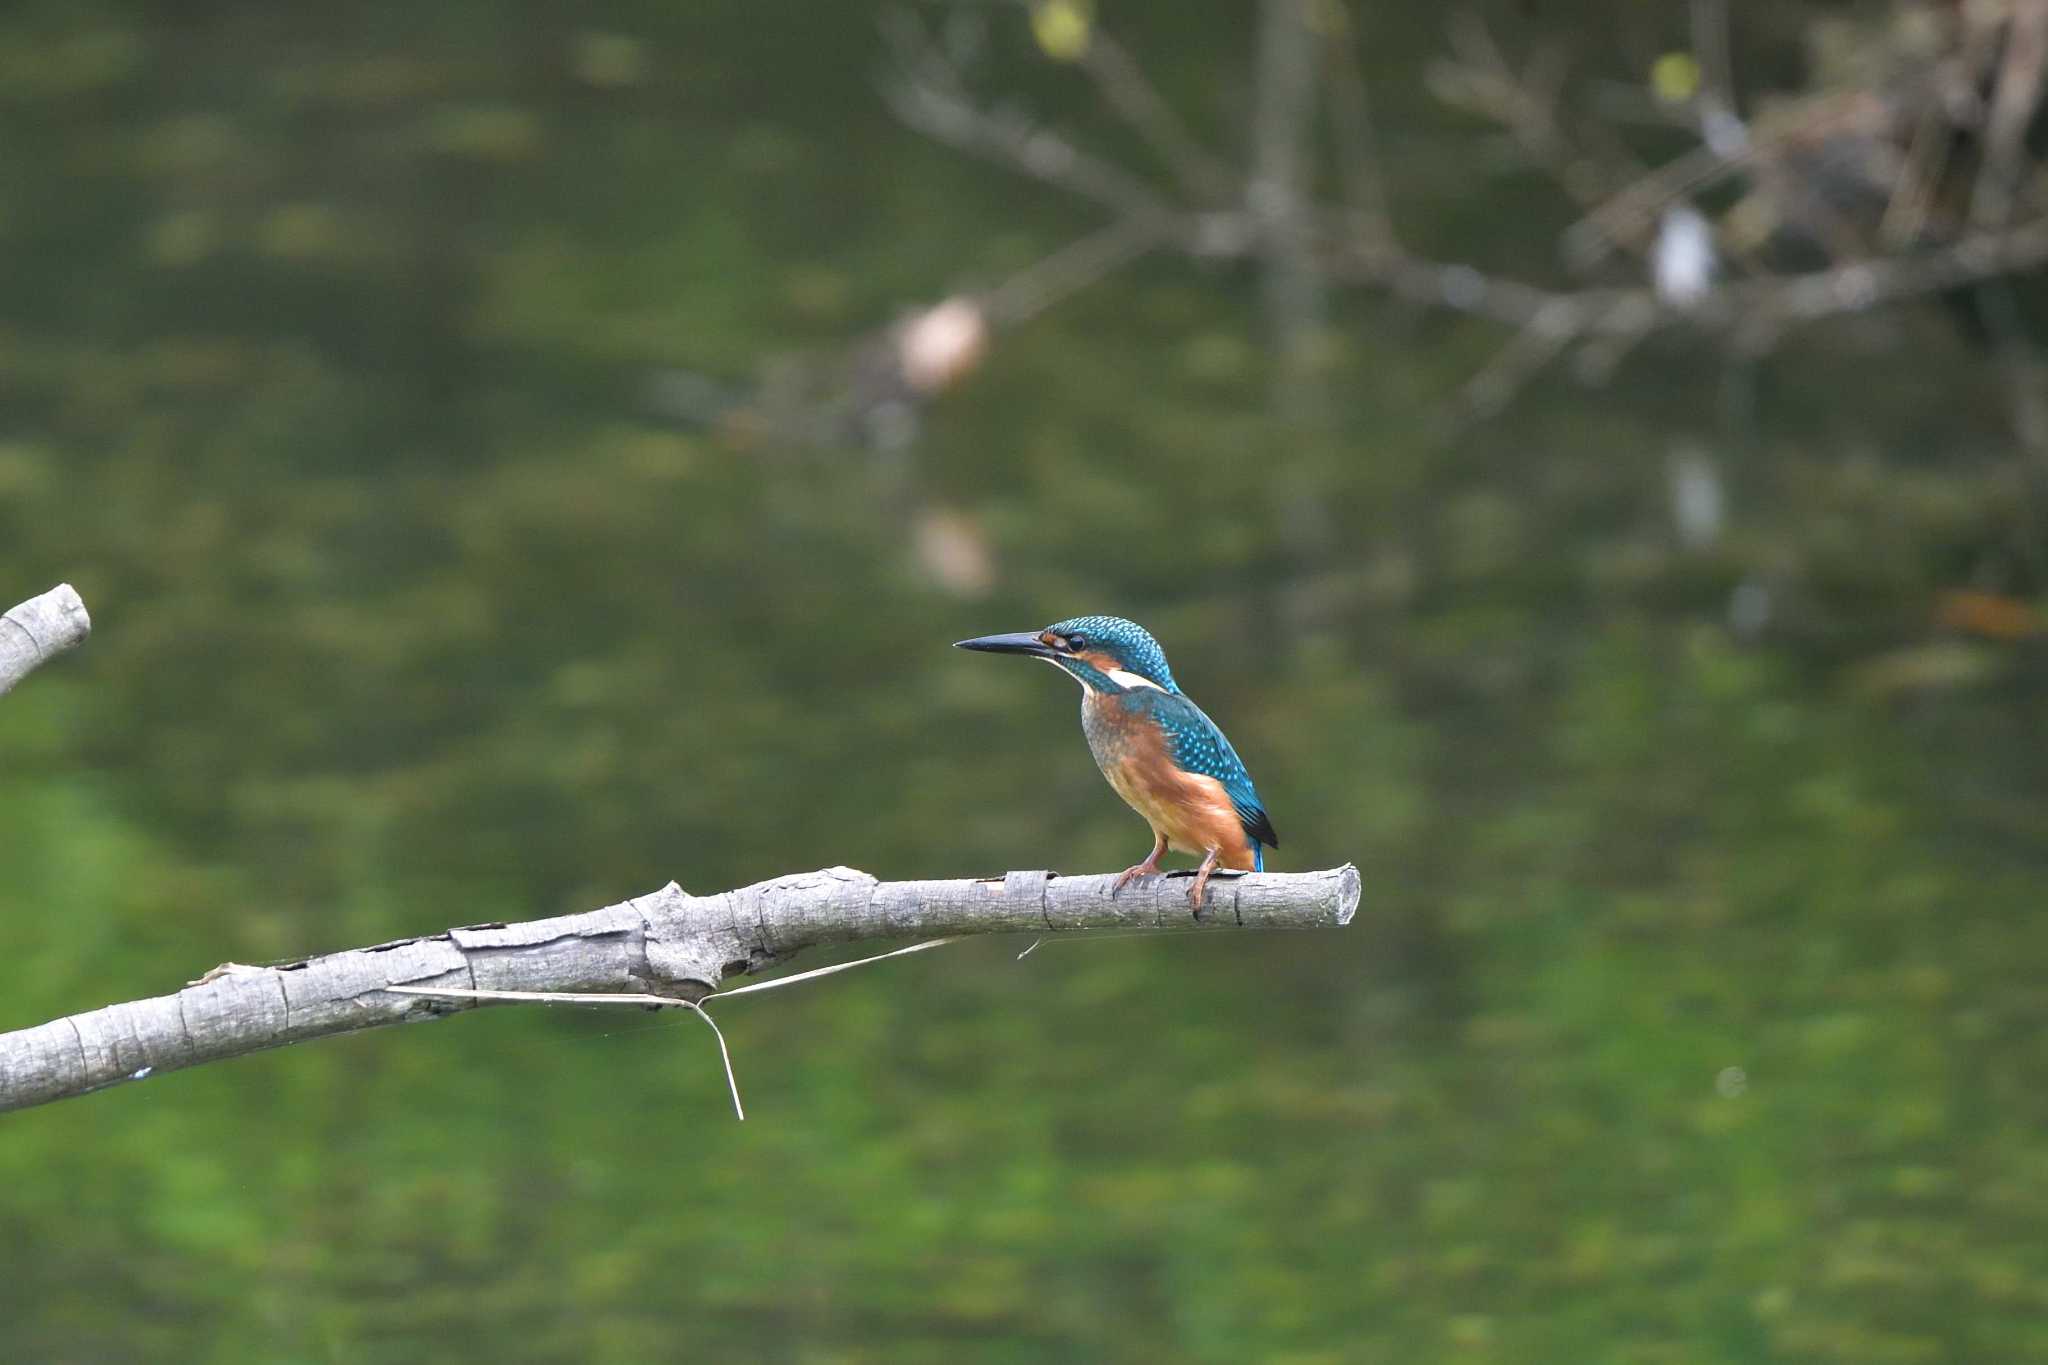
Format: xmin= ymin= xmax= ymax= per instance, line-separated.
xmin=953 ymin=614 xmax=1179 ymax=695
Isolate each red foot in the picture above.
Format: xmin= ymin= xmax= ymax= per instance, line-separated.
xmin=1111 ymin=858 xmax=1159 ymax=896
xmin=1112 ymin=835 xmax=1168 ymax=897
xmin=1186 ymin=847 xmax=1222 ymax=915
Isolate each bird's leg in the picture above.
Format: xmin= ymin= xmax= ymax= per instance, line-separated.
xmin=1112 ymin=830 xmax=1169 ymax=897
xmin=1186 ymin=846 xmax=1222 ymax=915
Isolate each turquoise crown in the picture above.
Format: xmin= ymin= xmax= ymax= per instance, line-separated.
xmin=1046 ymin=615 xmax=1179 ymax=693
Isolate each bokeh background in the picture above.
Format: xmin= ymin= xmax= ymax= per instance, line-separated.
xmin=4 ymin=1 xmax=2048 ymax=1360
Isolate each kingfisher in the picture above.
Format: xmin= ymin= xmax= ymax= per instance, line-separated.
xmin=955 ymin=614 xmax=1278 ymax=910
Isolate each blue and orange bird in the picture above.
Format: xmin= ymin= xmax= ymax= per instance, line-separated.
xmin=955 ymin=615 xmax=1278 ymax=911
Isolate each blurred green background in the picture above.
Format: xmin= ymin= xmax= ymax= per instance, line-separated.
xmin=3 ymin=1 xmax=2047 ymax=1360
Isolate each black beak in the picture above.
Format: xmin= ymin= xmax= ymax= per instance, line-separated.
xmin=954 ymin=630 xmax=1056 ymax=658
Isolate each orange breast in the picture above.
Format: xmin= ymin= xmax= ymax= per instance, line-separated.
xmin=1089 ymin=700 xmax=1256 ymax=868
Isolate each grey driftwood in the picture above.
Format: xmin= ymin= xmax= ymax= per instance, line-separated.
xmin=0 ymin=865 xmax=1360 ymax=1113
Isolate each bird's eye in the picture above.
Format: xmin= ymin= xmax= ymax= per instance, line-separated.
xmin=1068 ymin=633 xmax=1088 ymax=650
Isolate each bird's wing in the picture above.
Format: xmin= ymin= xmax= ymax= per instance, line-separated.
xmin=1134 ymin=690 xmax=1279 ymax=850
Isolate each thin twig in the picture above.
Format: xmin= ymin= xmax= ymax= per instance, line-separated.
xmin=1321 ymin=1 xmax=1396 ymax=255
xmin=389 ymin=983 xmax=754 ymax=1119
xmin=1689 ymin=0 xmax=1735 ymax=116
xmin=1437 ymin=13 xmax=1640 ymax=226
xmin=1253 ymin=0 xmax=1329 ymax=423
xmin=681 ymin=1000 xmax=744 ymax=1119
xmin=1080 ymin=28 xmax=1237 ymax=202
xmin=880 ymin=7 xmax=1180 ymax=228
xmin=709 ymin=938 xmax=956 ymax=997
xmin=1458 ymin=299 xmax=1582 ymax=418
xmin=978 ymin=217 xmax=1164 ymax=326
xmin=1971 ymin=0 xmax=2048 ymax=231
xmin=1561 ymin=93 xmax=1876 ymax=267
xmin=386 ymin=938 xmax=959 ymax=1120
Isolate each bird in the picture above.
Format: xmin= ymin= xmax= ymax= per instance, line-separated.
xmin=955 ymin=614 xmax=1278 ymax=911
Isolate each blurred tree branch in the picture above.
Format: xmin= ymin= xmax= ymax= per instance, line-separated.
xmin=1251 ymin=0 xmax=1330 ymax=423
xmin=833 ymin=0 xmax=2048 ymax=428
xmin=0 ymin=584 xmax=90 ymax=697
xmin=0 ymin=864 xmax=1359 ymax=1114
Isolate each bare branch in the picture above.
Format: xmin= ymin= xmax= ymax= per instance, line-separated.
xmin=0 ymin=864 xmax=1361 ymax=1114
xmin=1560 ymin=93 xmax=1879 ymax=270
xmin=1433 ymin=13 xmax=1639 ymax=226
xmin=1689 ymin=0 xmax=1737 ymax=123
xmin=978 ymin=217 xmax=1163 ymax=327
xmin=866 ymin=3 xmax=2048 ymax=428
xmin=911 ymin=0 xmax=1235 ymax=201
xmin=1079 ymin=27 xmax=1237 ymax=202
xmin=1458 ymin=299 xmax=1583 ymax=418
xmin=0 ymin=584 xmax=91 ymax=698
xmin=880 ymin=8 xmax=1182 ymax=230
xmin=1252 ymin=0 xmax=1329 ymax=422
xmin=1880 ymin=90 xmax=1963 ymax=251
xmin=1322 ymin=1 xmax=1396 ymax=255
xmin=1971 ymin=0 xmax=2048 ymax=231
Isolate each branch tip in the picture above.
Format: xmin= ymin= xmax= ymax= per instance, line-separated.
xmin=0 ymin=583 xmax=93 ymax=697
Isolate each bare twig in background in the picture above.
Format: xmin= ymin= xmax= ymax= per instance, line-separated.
xmin=1077 ymin=25 xmax=1237 ymax=203
xmin=1457 ymin=298 xmax=1584 ymax=420
xmin=1433 ymin=11 xmax=1642 ymax=223
xmin=979 ymin=216 xmax=1164 ymax=327
xmin=1321 ymin=1 xmax=1395 ymax=256
xmin=1966 ymin=1 xmax=2048 ymax=474
xmin=0 ymin=584 xmax=90 ymax=698
xmin=1251 ymin=0 xmax=1329 ymax=423
xmin=0 ymin=864 xmax=1361 ymax=1113
xmin=642 ymin=7 xmax=1211 ymax=455
xmin=1971 ymin=0 xmax=2048 ymax=232
xmin=1689 ymin=0 xmax=1732 ymax=103
xmin=1687 ymin=0 xmax=1741 ymax=149
xmin=866 ymin=1 xmax=2048 ymax=425
xmin=879 ymin=7 xmax=1182 ymax=231
xmin=669 ymin=4 xmax=2048 ymax=450
xmin=643 ymin=215 xmax=1157 ymax=459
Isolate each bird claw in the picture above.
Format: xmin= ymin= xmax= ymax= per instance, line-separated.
xmin=1110 ymin=864 xmax=1155 ymax=897
xmin=1185 ymin=849 xmax=1223 ymax=917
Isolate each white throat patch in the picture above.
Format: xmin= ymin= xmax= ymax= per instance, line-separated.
xmin=1038 ymin=654 xmax=1094 ymax=693
xmin=1040 ymin=657 xmax=1166 ymax=695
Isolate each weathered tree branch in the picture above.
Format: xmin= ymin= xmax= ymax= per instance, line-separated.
xmin=0 ymin=584 xmax=90 ymax=697
xmin=0 ymin=863 xmax=1359 ymax=1113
